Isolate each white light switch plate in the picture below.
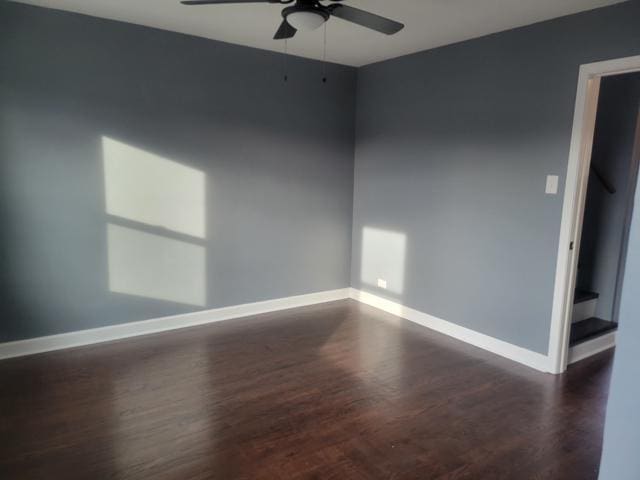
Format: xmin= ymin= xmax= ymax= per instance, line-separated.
xmin=546 ymin=175 xmax=559 ymax=195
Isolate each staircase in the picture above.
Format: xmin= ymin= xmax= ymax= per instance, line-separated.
xmin=570 ymin=290 xmax=617 ymax=346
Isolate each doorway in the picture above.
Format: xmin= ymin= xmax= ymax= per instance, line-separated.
xmin=570 ymin=72 xmax=640 ymax=347
xmin=548 ymin=55 xmax=640 ymax=374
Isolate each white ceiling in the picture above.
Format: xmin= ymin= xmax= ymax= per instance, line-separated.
xmin=14 ymin=0 xmax=626 ymax=66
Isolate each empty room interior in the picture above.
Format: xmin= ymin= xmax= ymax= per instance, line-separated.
xmin=2 ymin=0 xmax=640 ymax=478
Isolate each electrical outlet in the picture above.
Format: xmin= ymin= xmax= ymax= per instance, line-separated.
xmin=546 ymin=175 xmax=559 ymax=195
xmin=377 ymin=278 xmax=387 ymax=289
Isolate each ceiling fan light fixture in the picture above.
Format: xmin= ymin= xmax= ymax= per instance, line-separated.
xmin=286 ymin=10 xmax=327 ymax=31
xmin=180 ymin=0 xmax=405 ymax=41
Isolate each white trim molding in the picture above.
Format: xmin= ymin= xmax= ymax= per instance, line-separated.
xmin=568 ymin=331 xmax=616 ymax=365
xmin=1 ymin=285 xmax=612 ymax=373
xmin=0 ymin=288 xmax=351 ymax=360
xmin=350 ymin=289 xmax=552 ymax=373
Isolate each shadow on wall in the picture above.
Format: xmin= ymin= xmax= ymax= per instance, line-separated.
xmin=103 ymin=136 xmax=207 ymax=307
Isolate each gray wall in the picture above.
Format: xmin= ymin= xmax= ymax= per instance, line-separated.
xmin=578 ymin=73 xmax=640 ymax=321
xmin=352 ymin=0 xmax=640 ymax=354
xmin=598 ymin=162 xmax=640 ymax=479
xmin=0 ymin=2 xmax=356 ymax=342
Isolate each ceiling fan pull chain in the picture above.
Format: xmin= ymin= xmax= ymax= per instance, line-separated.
xmin=322 ymin=21 xmax=327 ymax=83
xmin=283 ymin=38 xmax=288 ymax=82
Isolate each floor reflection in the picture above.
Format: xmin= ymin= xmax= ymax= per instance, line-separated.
xmin=0 ymin=300 xmax=614 ymax=479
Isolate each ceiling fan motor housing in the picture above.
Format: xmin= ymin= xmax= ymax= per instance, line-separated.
xmin=283 ymin=1 xmax=330 ymax=31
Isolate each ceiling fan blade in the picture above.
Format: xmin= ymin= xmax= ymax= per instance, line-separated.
xmin=274 ymin=20 xmax=297 ymax=40
xmin=329 ymin=5 xmax=404 ymax=35
xmin=181 ymin=0 xmax=277 ymax=5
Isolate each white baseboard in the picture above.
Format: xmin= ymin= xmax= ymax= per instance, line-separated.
xmin=568 ymin=331 xmax=616 ymax=365
xmin=0 ymin=288 xmax=351 ymax=360
xmin=0 ymin=286 xmax=558 ymax=373
xmin=349 ymin=289 xmax=552 ymax=373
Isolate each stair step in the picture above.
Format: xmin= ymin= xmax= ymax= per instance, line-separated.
xmin=574 ymin=290 xmax=599 ymax=304
xmin=570 ymin=317 xmax=617 ymax=346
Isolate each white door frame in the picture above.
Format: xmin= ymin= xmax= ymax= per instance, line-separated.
xmin=548 ymin=54 xmax=640 ymax=374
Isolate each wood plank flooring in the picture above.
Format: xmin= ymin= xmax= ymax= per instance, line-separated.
xmin=0 ymin=300 xmax=614 ymax=479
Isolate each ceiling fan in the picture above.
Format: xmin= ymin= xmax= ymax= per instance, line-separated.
xmin=180 ymin=0 xmax=405 ymax=40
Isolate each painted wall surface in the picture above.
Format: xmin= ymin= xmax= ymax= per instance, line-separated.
xmin=352 ymin=0 xmax=640 ymax=354
xmin=577 ymin=72 xmax=640 ymax=321
xmin=0 ymin=2 xmax=356 ymax=342
xmin=598 ymin=167 xmax=640 ymax=480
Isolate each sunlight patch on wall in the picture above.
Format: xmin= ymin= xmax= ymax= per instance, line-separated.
xmin=107 ymin=224 xmax=206 ymax=306
xmin=361 ymin=227 xmax=407 ymax=295
xmin=103 ymin=136 xmax=205 ymax=238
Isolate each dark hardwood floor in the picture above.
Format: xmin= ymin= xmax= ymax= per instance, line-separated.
xmin=0 ymin=300 xmax=614 ymax=479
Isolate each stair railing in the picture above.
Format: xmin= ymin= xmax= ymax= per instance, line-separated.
xmin=591 ymin=164 xmax=616 ymax=194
